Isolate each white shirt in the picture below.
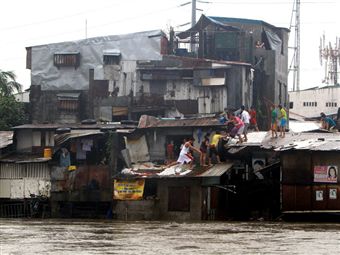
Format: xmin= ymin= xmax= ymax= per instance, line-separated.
xmin=241 ymin=110 xmax=250 ymax=124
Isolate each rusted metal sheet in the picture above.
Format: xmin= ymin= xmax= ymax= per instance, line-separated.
xmin=125 ymin=136 xmax=150 ymax=163
xmin=65 ymin=165 xmax=110 ymax=191
xmin=198 ymin=162 xmax=233 ymax=177
xmin=138 ymin=115 xmax=221 ymax=129
xmin=282 ymin=185 xmax=312 ymax=212
xmin=281 ymin=151 xmax=312 ymax=184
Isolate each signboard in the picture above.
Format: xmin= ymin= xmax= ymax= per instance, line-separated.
xmin=313 ymin=166 xmax=338 ymax=183
xmin=329 ymin=189 xmax=337 ymax=200
xmin=113 ymin=179 xmax=145 ymax=200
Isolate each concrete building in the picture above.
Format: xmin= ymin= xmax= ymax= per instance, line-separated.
xmin=289 ymin=85 xmax=340 ymax=118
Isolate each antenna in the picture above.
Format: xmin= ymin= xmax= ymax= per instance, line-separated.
xmin=320 ymin=35 xmax=340 ymax=85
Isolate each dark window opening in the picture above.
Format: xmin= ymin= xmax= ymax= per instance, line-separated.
xmin=54 ymin=52 xmax=80 ymax=69
xmin=168 ymin=186 xmax=190 ymax=212
xmin=103 ymin=55 xmax=121 ymax=65
xmin=289 ymin=102 xmax=294 ymax=109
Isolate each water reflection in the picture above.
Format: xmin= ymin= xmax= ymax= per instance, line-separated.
xmin=1 ymin=219 xmax=340 ymax=254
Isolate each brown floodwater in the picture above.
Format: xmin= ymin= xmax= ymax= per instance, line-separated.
xmin=1 ymin=219 xmax=340 ymax=254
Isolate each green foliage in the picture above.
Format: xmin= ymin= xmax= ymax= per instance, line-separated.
xmin=0 ymin=69 xmax=22 ymax=96
xmin=0 ymin=95 xmax=26 ymax=130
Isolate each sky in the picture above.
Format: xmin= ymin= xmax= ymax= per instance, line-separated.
xmin=0 ymin=0 xmax=338 ymax=91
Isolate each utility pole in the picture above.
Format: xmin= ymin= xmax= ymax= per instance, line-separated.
xmin=291 ymin=0 xmax=300 ymax=91
xmin=190 ymin=0 xmax=196 ymax=52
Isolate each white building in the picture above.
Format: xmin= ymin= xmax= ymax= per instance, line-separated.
xmin=289 ymin=85 xmax=340 ymax=118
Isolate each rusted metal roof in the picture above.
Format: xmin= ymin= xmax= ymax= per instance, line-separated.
xmin=138 ymin=115 xmax=223 ymax=128
xmin=0 ymin=131 xmax=13 ymax=149
xmin=117 ymin=162 xmax=234 ymax=179
xmin=198 ymin=162 xmax=234 ymax=177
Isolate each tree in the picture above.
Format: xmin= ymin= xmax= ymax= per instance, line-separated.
xmin=0 ymin=69 xmax=22 ymax=96
xmin=0 ymin=95 xmax=26 ymax=130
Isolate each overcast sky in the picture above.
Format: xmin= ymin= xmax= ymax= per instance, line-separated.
xmin=0 ymin=0 xmax=338 ymax=91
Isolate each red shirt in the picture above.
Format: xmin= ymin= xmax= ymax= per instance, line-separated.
xmin=249 ymin=109 xmax=257 ymax=125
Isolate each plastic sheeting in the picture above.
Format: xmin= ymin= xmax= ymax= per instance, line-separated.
xmin=264 ymin=30 xmax=282 ymax=52
xmin=30 ymin=30 xmax=164 ymax=90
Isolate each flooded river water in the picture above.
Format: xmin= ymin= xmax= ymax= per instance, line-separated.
xmin=1 ymin=219 xmax=340 ymax=254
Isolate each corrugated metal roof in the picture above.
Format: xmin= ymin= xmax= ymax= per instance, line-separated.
xmin=289 ymin=120 xmax=321 ymax=133
xmin=0 ymin=131 xmax=13 ymax=149
xmin=198 ymin=162 xmax=233 ymax=177
xmin=117 ymin=162 xmax=234 ymax=179
xmin=138 ymin=115 xmax=223 ymax=128
xmin=225 ymin=131 xmax=340 ymax=152
xmin=55 ymin=130 xmax=104 ymax=146
xmin=261 ymin=132 xmax=340 ymax=151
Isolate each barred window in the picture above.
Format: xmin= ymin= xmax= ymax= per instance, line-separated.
xmin=54 ymin=52 xmax=80 ymax=69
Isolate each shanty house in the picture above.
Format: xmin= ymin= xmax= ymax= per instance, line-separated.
xmin=278 ymin=133 xmax=340 ymax=215
xmin=176 ymin=15 xmax=290 ymax=128
xmin=26 ymin=30 xmax=168 ymax=123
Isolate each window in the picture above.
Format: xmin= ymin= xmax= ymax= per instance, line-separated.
xmin=57 ymin=93 xmax=80 ymax=112
xmin=289 ymin=102 xmax=294 ymax=109
xmin=303 ymin=102 xmax=306 ymax=107
xmin=315 ymin=102 xmax=317 ymax=107
xmin=326 ymin=103 xmax=329 ymax=107
xmin=103 ymin=49 xmax=121 ymax=65
xmin=54 ymin=52 xmax=80 ymax=69
xmin=168 ymin=186 xmax=190 ymax=212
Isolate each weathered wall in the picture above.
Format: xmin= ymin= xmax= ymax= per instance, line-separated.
xmin=282 ymin=151 xmax=340 ymax=212
xmin=29 ymin=30 xmax=163 ymax=90
xmin=113 ymin=200 xmax=159 ymax=220
xmin=0 ymin=162 xmax=51 ymax=199
xmin=157 ymin=178 xmax=202 ymax=221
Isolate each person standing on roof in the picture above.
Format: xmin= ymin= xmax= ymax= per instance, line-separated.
xmin=249 ymin=105 xmax=259 ymax=131
xmin=209 ymin=131 xmax=224 ymax=165
xmin=229 ymin=113 xmax=245 ymax=144
xmin=278 ymin=104 xmax=287 ymax=138
xmin=176 ymin=137 xmax=202 ymax=169
xmin=240 ymin=105 xmax=250 ymax=142
xmin=270 ymin=105 xmax=278 ymax=138
xmin=320 ymin=112 xmax=336 ymax=131
xmin=200 ymin=133 xmax=210 ymax=167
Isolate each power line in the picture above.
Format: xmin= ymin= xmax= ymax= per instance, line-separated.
xmin=1 ymin=4 xmax=182 ymax=47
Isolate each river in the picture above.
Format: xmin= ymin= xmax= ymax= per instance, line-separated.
xmin=1 ymin=219 xmax=340 ymax=254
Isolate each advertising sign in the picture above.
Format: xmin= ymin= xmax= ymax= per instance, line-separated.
xmin=113 ymin=179 xmax=145 ymax=200
xmin=313 ymin=166 xmax=338 ymax=183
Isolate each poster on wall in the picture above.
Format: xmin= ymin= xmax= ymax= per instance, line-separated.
xmin=313 ymin=165 xmax=338 ymax=183
xmin=113 ymin=179 xmax=145 ymax=200
xmin=316 ymin=190 xmax=323 ymax=201
xmin=329 ymin=189 xmax=337 ymax=199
